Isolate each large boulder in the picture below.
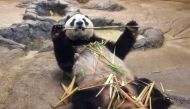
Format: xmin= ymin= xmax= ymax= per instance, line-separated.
xmin=23 ymin=0 xmax=79 ymax=21
xmin=83 ymin=0 xmax=125 ymax=11
xmin=134 ymin=27 xmax=165 ymax=50
xmin=0 ymin=20 xmax=54 ymax=50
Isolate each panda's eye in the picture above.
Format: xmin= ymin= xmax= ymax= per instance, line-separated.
xmin=82 ymin=18 xmax=89 ymax=26
xmin=70 ymin=19 xmax=76 ymax=26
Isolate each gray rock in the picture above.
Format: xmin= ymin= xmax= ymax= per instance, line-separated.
xmin=90 ymin=16 xmax=114 ymax=26
xmin=0 ymin=27 xmax=13 ymax=39
xmin=36 ymin=4 xmax=49 ymax=16
xmin=0 ymin=19 xmax=54 ymax=50
xmin=0 ymin=35 xmax=26 ymax=49
xmin=25 ymin=8 xmax=37 ymax=14
xmin=11 ymin=23 xmax=30 ymax=42
xmin=23 ymin=12 xmax=37 ymax=20
xmin=134 ymin=27 xmax=165 ymax=50
xmin=25 ymin=20 xmax=53 ymax=38
xmin=16 ymin=0 xmax=36 ymax=8
xmin=84 ymin=0 xmax=125 ymax=11
xmin=23 ymin=0 xmax=79 ymax=21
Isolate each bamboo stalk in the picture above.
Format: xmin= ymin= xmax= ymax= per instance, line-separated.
xmin=96 ymin=74 xmax=113 ymax=97
xmin=78 ymin=81 xmax=120 ymax=91
xmin=149 ymin=97 xmax=152 ymax=109
xmin=116 ymin=100 xmax=125 ymax=108
xmin=53 ymin=87 xmax=79 ymax=108
xmin=144 ymin=82 xmax=155 ymax=107
xmin=107 ymin=89 xmax=117 ymax=109
xmin=160 ymin=82 xmax=165 ymax=93
xmin=68 ymin=76 xmax=76 ymax=92
xmin=63 ymin=25 xmax=141 ymax=30
xmin=118 ymin=87 xmax=142 ymax=107
xmin=136 ymin=85 xmax=150 ymax=102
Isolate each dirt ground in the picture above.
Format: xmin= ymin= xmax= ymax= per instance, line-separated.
xmin=0 ymin=0 xmax=24 ymax=27
xmin=0 ymin=0 xmax=190 ymax=109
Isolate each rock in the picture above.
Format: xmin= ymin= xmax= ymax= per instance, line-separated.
xmin=0 ymin=35 xmax=26 ymax=50
xmin=0 ymin=20 xmax=54 ymax=50
xmin=90 ymin=16 xmax=114 ymax=26
xmin=134 ymin=27 xmax=165 ymax=50
xmin=23 ymin=0 xmax=80 ymax=21
xmin=16 ymin=0 xmax=36 ymax=8
xmin=11 ymin=23 xmax=30 ymax=42
xmin=84 ymin=0 xmax=125 ymax=11
xmin=25 ymin=20 xmax=53 ymax=38
xmin=0 ymin=27 xmax=13 ymax=39
xmin=36 ymin=3 xmax=50 ymax=16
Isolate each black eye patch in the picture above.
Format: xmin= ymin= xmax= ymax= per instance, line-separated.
xmin=70 ymin=19 xmax=76 ymax=26
xmin=82 ymin=18 xmax=89 ymax=26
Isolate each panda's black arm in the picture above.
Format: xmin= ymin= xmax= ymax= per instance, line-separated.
xmin=91 ymin=21 xmax=138 ymax=60
xmin=51 ymin=25 xmax=75 ymax=73
xmin=111 ymin=21 xmax=137 ymax=60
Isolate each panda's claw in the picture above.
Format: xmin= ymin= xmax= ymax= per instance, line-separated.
xmin=127 ymin=20 xmax=138 ymax=26
xmin=126 ymin=20 xmax=138 ymax=33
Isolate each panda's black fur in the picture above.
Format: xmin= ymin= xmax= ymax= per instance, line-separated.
xmin=51 ymin=13 xmax=172 ymax=109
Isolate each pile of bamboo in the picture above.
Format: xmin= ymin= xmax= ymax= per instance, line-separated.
xmin=52 ymin=74 xmax=155 ymax=109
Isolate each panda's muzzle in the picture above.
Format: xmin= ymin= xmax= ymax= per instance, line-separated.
xmin=75 ymin=26 xmax=85 ymax=31
xmin=75 ymin=21 xmax=85 ymax=31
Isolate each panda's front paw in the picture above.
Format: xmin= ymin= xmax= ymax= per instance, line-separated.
xmin=126 ymin=20 xmax=138 ymax=33
xmin=51 ymin=25 xmax=64 ymax=39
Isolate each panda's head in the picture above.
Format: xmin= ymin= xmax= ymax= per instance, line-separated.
xmin=64 ymin=14 xmax=94 ymax=40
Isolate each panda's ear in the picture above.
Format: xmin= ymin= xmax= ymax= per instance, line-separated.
xmin=85 ymin=15 xmax=89 ymax=18
xmin=65 ymin=16 xmax=71 ymax=22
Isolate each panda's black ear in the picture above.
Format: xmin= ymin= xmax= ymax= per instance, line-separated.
xmin=85 ymin=15 xmax=89 ymax=18
xmin=65 ymin=16 xmax=71 ymax=22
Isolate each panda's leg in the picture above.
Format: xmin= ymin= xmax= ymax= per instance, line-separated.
xmin=51 ymin=25 xmax=75 ymax=76
xmin=71 ymin=90 xmax=99 ymax=109
xmin=131 ymin=78 xmax=172 ymax=109
xmin=106 ymin=21 xmax=138 ymax=60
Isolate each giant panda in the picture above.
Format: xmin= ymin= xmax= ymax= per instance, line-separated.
xmin=51 ymin=13 xmax=172 ymax=109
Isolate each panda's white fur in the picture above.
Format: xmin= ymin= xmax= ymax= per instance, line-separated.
xmin=65 ymin=14 xmax=94 ymax=40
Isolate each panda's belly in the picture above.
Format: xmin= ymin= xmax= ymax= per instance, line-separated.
xmin=73 ymin=46 xmax=135 ymax=88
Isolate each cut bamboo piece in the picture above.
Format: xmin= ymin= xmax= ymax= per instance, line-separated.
xmin=107 ymin=89 xmax=117 ymax=109
xmin=53 ymin=87 xmax=79 ymax=108
xmin=144 ymin=82 xmax=155 ymax=107
xmin=64 ymin=25 xmax=142 ymax=30
xmin=118 ymin=87 xmax=143 ymax=108
xmin=136 ymin=85 xmax=150 ymax=102
xmin=96 ymin=74 xmax=113 ymax=97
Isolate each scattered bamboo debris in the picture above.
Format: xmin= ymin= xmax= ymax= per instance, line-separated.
xmin=160 ymin=82 xmax=175 ymax=92
xmin=52 ymin=74 xmax=155 ymax=109
xmin=52 ymin=76 xmax=78 ymax=108
xmin=95 ymin=74 xmax=155 ymax=109
xmin=160 ymin=82 xmax=165 ymax=93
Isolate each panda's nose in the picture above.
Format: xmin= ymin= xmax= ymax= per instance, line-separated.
xmin=76 ymin=21 xmax=83 ymax=26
